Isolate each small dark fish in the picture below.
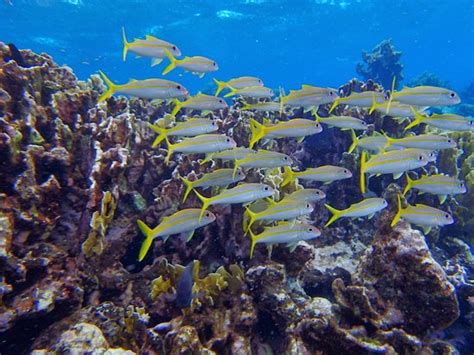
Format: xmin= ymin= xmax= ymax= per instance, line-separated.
xmin=175 ymin=261 xmax=195 ymax=308
xmin=7 ymin=43 xmax=26 ymax=67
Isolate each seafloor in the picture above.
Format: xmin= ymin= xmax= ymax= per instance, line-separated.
xmin=0 ymin=43 xmax=474 ymax=354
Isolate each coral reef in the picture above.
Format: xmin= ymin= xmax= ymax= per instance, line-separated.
xmin=1 ymin=43 xmax=472 ymax=354
xmin=356 ymin=39 xmax=404 ymax=89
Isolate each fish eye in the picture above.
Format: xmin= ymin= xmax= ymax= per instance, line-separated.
xmin=447 ymin=139 xmax=452 ymax=143
xmin=211 ymin=121 xmax=216 ymax=125
xmin=258 ymin=79 xmax=262 ymax=83
xmin=176 ymin=85 xmax=181 ymax=90
xmin=226 ymin=138 xmax=231 ymax=143
xmin=459 ymin=182 xmax=464 ymax=187
xmin=308 ymin=227 xmax=314 ymax=232
xmin=469 ymin=121 xmax=474 ymax=125
xmin=283 ymin=156 xmax=288 ymax=160
xmin=329 ymin=91 xmax=334 ymax=95
xmin=213 ymin=62 xmax=217 ymax=67
xmin=172 ymin=46 xmax=177 ymax=50
xmin=219 ymin=99 xmax=224 ymax=104
xmin=264 ymin=186 xmax=269 ymax=191
xmin=445 ymin=213 xmax=450 ymax=219
xmin=418 ymin=155 xmax=424 ymax=161
xmin=306 ymin=203 xmax=311 ymax=208
xmin=205 ymin=212 xmax=211 ymax=217
xmin=343 ymin=169 xmax=349 ymax=174
xmin=450 ymin=92 xmax=456 ymax=98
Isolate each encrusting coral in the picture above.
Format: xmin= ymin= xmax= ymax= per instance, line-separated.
xmin=0 ymin=43 xmax=472 ymax=354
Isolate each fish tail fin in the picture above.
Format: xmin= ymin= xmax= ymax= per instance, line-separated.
xmin=329 ymin=98 xmax=340 ymax=113
xmin=249 ymin=228 xmax=258 ymax=259
xmin=137 ymin=219 xmax=154 ymax=261
xmin=348 ymin=129 xmax=358 ymax=154
xmin=213 ymin=78 xmax=227 ymax=96
xmin=241 ymin=101 xmax=251 ymax=110
xmin=405 ymin=107 xmax=424 ymax=130
xmin=223 ymin=86 xmax=237 ymax=98
xmin=403 ymin=173 xmax=413 ymax=196
xmin=193 ymin=189 xmax=211 ymax=222
xmin=179 ymin=176 xmax=194 ymax=203
xmin=170 ymin=99 xmax=183 ymax=117
xmin=360 ymin=151 xmax=367 ymax=194
xmin=249 ymin=118 xmax=265 ymax=149
xmin=281 ymin=166 xmax=295 ymax=187
xmin=122 ymin=27 xmax=130 ymax=61
xmin=162 ymin=48 xmax=178 ymax=75
xmin=147 ymin=123 xmax=167 ymax=148
xmin=382 ymin=132 xmax=396 ymax=149
xmin=200 ymin=153 xmax=214 ymax=165
xmin=244 ymin=206 xmax=257 ymax=235
xmin=369 ymin=92 xmax=379 ymax=114
xmin=98 ymin=70 xmax=116 ymax=103
xmin=164 ymin=137 xmax=174 ymax=164
xmin=390 ymin=194 xmax=402 ymax=227
xmin=232 ymin=159 xmax=241 ymax=179
xmin=386 ymin=76 xmax=397 ymax=114
xmin=324 ymin=204 xmax=342 ymax=227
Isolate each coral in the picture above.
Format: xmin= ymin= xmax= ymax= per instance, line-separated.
xmin=356 ymin=39 xmax=404 ymax=89
xmin=1 ymin=43 xmax=472 ymax=354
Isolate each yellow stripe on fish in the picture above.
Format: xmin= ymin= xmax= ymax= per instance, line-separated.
xmin=324 ymin=198 xmax=387 ymax=227
xmin=148 ymin=118 xmax=218 ymax=147
xmin=281 ymin=165 xmax=352 ymax=187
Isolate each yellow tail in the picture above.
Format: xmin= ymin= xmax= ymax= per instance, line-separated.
xmin=240 ymin=101 xmax=252 ymax=111
xmin=213 ymin=78 xmax=228 ymax=96
xmin=249 ymin=118 xmax=266 ymax=149
xmin=170 ymin=99 xmax=183 ymax=117
xmin=223 ymin=86 xmax=238 ymax=98
xmin=122 ymin=27 xmax=130 ymax=61
xmin=324 ymin=204 xmax=342 ymax=227
xmin=329 ymin=98 xmax=340 ymax=113
xmin=382 ymin=132 xmax=397 ymax=149
xmin=386 ymin=76 xmax=397 ymax=114
xmin=281 ymin=166 xmax=296 ymax=187
xmin=403 ymin=173 xmax=413 ymax=196
xmin=180 ymin=176 xmax=194 ymax=203
xmin=405 ymin=107 xmax=425 ymax=130
xmin=249 ymin=228 xmax=258 ymax=258
xmin=390 ymin=194 xmax=403 ymax=227
xmin=137 ymin=219 xmax=154 ymax=261
xmin=360 ymin=151 xmax=367 ymax=194
xmin=98 ymin=70 xmax=116 ymax=103
xmin=164 ymin=137 xmax=174 ymax=164
xmin=192 ymin=189 xmax=212 ymax=221
xmin=368 ymin=92 xmax=380 ymax=115
xmin=348 ymin=129 xmax=358 ymax=154
xmin=244 ymin=206 xmax=258 ymax=235
xmin=162 ymin=48 xmax=178 ymax=75
xmin=147 ymin=123 xmax=167 ymax=148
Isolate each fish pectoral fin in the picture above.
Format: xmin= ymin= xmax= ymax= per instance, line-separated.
xmin=201 ymin=110 xmax=212 ymax=116
xmin=151 ymin=58 xmax=163 ymax=66
xmin=162 ymin=235 xmax=170 ymax=243
xmin=296 ymin=136 xmax=305 ymax=144
xmin=422 ymin=226 xmax=432 ymax=235
xmin=287 ymin=242 xmax=299 ymax=253
xmin=323 ymin=181 xmax=333 ymax=185
xmin=438 ymin=195 xmax=447 ymax=204
xmin=289 ymin=218 xmax=296 ymax=228
xmin=367 ymin=213 xmax=375 ymax=220
xmin=393 ymin=172 xmax=404 ymax=180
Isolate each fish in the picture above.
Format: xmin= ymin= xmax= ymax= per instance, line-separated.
xmin=171 ymin=93 xmax=228 ymax=117
xmin=324 ymin=198 xmax=388 ymax=227
xmin=369 ymin=99 xmax=428 ymax=117
xmin=6 ymin=43 xmax=25 ymax=67
xmin=98 ymin=71 xmax=188 ymax=103
xmin=391 ymin=194 xmax=454 ymax=234
xmin=329 ymin=91 xmax=386 ymax=113
xmin=389 ymin=86 xmax=461 ymax=107
xmin=121 ymin=28 xmax=181 ymax=65
xmin=282 ymin=188 xmax=326 ymax=202
xmin=316 ymin=114 xmax=368 ymax=131
xmin=163 ymin=49 xmax=218 ymax=77
xmin=148 ymin=118 xmax=218 ymax=147
xmin=249 ymin=118 xmax=322 ymax=149
xmin=175 ymin=261 xmax=195 ymax=308
xmin=281 ymin=165 xmax=352 ymax=187
xmin=213 ymin=77 xmax=264 ymax=96
xmin=164 ymin=134 xmax=237 ymax=164
xmin=244 ymin=200 xmax=314 ymax=233
xmin=200 ymin=147 xmax=257 ymax=165
xmin=348 ymin=130 xmax=388 ymax=154
xmin=241 ymin=101 xmax=281 ymax=112
xmin=359 ymin=149 xmax=431 ymax=194
xmin=180 ymin=168 xmax=246 ymax=202
xmin=136 ymin=209 xmax=216 ymax=261
xmin=403 ymin=173 xmax=466 ymax=204
xmin=249 ymin=222 xmax=321 ymax=258
xmin=224 ymin=86 xmax=274 ymax=99
xmin=405 ymin=109 xmax=474 ymax=131
xmin=193 ymin=183 xmax=275 ymax=220
xmin=280 ymin=86 xmax=338 ymax=113
xmin=233 ymin=150 xmax=292 ymax=177
xmin=384 ymin=133 xmax=457 ymax=150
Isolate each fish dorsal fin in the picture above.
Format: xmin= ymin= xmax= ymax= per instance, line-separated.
xmin=301 ymin=84 xmax=314 ymax=89
xmin=414 ymin=203 xmax=431 ymax=208
xmin=146 ymin=35 xmax=159 ymax=40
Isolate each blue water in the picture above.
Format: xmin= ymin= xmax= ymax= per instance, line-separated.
xmin=2 ymin=0 xmax=473 ymax=95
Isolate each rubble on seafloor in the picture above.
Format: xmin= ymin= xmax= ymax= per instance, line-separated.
xmin=0 ymin=43 xmax=473 ymax=354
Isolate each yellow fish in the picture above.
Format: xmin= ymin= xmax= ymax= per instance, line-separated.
xmin=171 ymin=93 xmax=228 ymax=117
xmin=163 ymin=49 xmax=218 ymax=77
xmin=213 ymin=76 xmax=263 ymax=96
xmin=148 ymin=118 xmax=217 ymax=147
xmin=282 ymin=165 xmax=352 ymax=187
xmin=325 ymin=198 xmax=387 ymax=227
